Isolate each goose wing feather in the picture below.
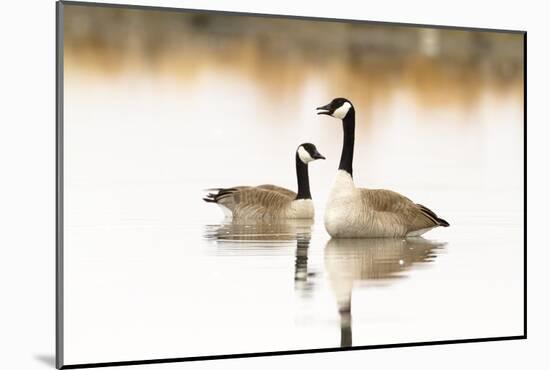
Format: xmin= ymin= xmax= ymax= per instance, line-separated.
xmin=360 ymin=189 xmax=447 ymax=232
xmin=256 ymin=184 xmax=297 ymax=199
xmin=213 ymin=187 xmax=294 ymax=219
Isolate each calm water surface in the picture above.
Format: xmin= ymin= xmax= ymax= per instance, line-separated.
xmin=63 ymin=70 xmax=523 ymax=364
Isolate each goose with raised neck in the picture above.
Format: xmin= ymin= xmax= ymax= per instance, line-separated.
xmin=317 ymin=97 xmax=449 ymax=238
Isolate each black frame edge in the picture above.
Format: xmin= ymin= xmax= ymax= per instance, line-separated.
xmin=56 ymin=1 xmax=65 ymax=369
xmin=523 ymin=32 xmax=527 ymax=339
xmin=60 ymin=336 xmax=526 ymax=369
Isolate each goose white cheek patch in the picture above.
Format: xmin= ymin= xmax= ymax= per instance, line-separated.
xmin=332 ymin=102 xmax=351 ymax=119
xmin=297 ymin=146 xmax=314 ymax=163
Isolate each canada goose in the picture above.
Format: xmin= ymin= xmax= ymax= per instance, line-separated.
xmin=324 ymin=237 xmax=444 ymax=346
xmin=317 ymin=98 xmax=449 ymax=238
xmin=203 ymin=143 xmax=325 ymax=220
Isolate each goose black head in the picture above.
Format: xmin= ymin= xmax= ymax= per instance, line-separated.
xmin=316 ymin=97 xmax=354 ymax=120
xmin=297 ymin=143 xmax=326 ymax=164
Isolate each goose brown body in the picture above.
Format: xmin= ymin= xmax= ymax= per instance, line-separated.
xmin=205 ymin=186 xmax=314 ymax=220
xmin=325 ymin=171 xmax=449 ymax=238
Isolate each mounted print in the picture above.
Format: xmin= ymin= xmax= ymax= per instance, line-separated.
xmin=56 ymin=1 xmax=526 ymax=368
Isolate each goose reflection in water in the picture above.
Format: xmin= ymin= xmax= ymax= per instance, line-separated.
xmin=204 ymin=219 xmax=317 ymax=300
xmin=204 ymin=219 xmax=313 ymax=243
xmin=324 ymin=238 xmax=445 ymax=347
xmin=294 ymin=232 xmax=316 ymax=297
xmin=204 ymin=220 xmax=317 ymax=296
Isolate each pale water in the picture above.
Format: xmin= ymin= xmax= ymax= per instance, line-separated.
xmin=63 ymin=71 xmax=523 ymax=364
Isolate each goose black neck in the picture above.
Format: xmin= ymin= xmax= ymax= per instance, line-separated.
xmin=295 ymin=154 xmax=311 ymax=200
xmin=338 ymin=109 xmax=355 ymax=177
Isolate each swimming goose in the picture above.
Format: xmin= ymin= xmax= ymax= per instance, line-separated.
xmin=317 ymin=98 xmax=449 ymax=238
xmin=203 ymin=143 xmax=325 ymax=220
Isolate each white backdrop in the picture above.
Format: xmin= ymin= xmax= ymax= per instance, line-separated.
xmin=0 ymin=0 xmax=544 ymax=369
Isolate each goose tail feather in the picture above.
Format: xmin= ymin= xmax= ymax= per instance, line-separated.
xmin=417 ymin=203 xmax=449 ymax=227
xmin=202 ymin=188 xmax=238 ymax=203
xmin=437 ymin=217 xmax=450 ymax=227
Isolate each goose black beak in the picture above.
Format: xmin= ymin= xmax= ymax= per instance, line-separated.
xmin=316 ymin=103 xmax=332 ymax=116
xmin=313 ymin=152 xmax=326 ymax=160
